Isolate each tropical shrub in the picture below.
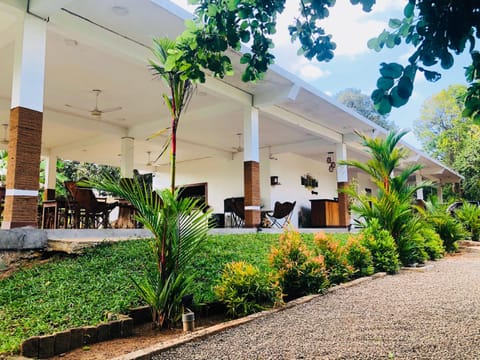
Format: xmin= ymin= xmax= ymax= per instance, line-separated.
xmin=340 ymin=130 xmax=431 ymax=264
xmin=360 ymin=219 xmax=400 ymax=274
xmin=396 ymin=217 xmax=429 ymax=265
xmin=313 ymin=232 xmax=354 ymax=284
xmin=94 ymin=178 xmax=211 ymax=328
xmin=214 ymin=261 xmax=281 ymax=318
xmin=420 ymin=226 xmax=445 ymax=260
xmin=269 ymin=230 xmax=329 ymax=301
xmin=455 ymin=202 xmax=480 ymax=241
xmin=424 ymin=200 xmax=466 ymax=252
xmin=344 ymin=236 xmax=374 ymax=278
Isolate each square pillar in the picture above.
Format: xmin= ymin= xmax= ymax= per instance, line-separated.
xmin=2 ymin=14 xmax=47 ymax=229
xmin=120 ymin=136 xmax=135 ymax=178
xmin=3 ymin=107 xmax=43 ymax=227
xmin=336 ymin=142 xmax=349 ymax=227
xmin=243 ymin=107 xmax=260 ymax=228
xmin=416 ymin=173 xmax=424 ymax=200
xmin=43 ymin=153 xmax=57 ymax=201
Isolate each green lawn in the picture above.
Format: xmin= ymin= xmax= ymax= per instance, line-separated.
xmin=0 ymin=232 xmax=349 ymax=354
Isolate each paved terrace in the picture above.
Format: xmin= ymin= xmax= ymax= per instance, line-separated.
xmin=0 ymin=227 xmax=351 ymax=254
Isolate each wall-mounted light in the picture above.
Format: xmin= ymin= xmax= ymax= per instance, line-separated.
xmin=270 ymin=176 xmax=280 ymax=186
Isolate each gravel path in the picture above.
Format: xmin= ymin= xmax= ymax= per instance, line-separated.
xmin=155 ymin=250 xmax=480 ymax=360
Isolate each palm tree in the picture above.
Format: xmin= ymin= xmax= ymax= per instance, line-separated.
xmin=341 ymin=130 xmax=429 ymax=241
xmin=149 ymin=38 xmax=195 ymax=193
xmin=94 ymin=177 xmax=211 ymax=328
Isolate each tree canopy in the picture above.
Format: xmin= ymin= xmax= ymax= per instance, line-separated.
xmin=414 ymin=84 xmax=480 ymax=200
xmin=336 ymin=88 xmax=396 ymax=130
xmin=169 ymin=0 xmax=480 ymax=119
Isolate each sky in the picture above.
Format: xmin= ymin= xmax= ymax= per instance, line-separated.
xmin=171 ymin=0 xmax=470 ymax=148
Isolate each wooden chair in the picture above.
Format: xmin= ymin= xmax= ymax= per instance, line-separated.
xmin=64 ymin=181 xmax=118 ymax=228
xmin=266 ymin=201 xmax=296 ymax=228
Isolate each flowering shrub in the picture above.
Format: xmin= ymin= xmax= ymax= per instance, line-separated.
xmin=269 ymin=230 xmax=329 ymax=301
xmin=314 ymin=232 xmax=355 ymax=284
xmin=214 ymin=261 xmax=281 ymax=318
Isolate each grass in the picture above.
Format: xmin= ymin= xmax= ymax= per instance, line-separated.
xmin=0 ymin=232 xmax=349 ymax=354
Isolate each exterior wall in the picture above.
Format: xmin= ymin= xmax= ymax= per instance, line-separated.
xmin=348 ymin=172 xmax=378 ymax=225
xmin=152 ymin=155 xmax=244 ymax=214
xmin=153 ymin=152 xmax=339 ymax=228
xmin=269 ymin=153 xmax=338 ymax=227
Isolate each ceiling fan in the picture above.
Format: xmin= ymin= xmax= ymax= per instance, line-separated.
xmin=232 ymin=133 xmax=244 ymax=152
xmin=1 ymin=124 xmax=8 ymax=145
xmin=65 ymin=89 xmax=122 ymax=117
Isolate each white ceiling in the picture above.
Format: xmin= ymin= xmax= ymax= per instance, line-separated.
xmin=0 ymin=0 xmax=462 ymax=183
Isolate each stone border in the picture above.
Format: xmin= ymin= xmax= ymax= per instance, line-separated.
xmin=111 ymin=272 xmax=388 ymax=360
xmin=21 ymin=318 xmax=133 ymax=358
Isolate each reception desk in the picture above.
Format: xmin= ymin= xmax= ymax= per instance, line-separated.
xmin=310 ymin=199 xmax=340 ymax=227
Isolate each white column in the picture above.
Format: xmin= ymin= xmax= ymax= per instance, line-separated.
xmin=335 ymin=142 xmax=348 ymax=183
xmin=243 ymin=107 xmax=259 ymax=162
xmin=11 ymin=14 xmax=47 ymax=112
xmin=437 ymin=183 xmax=443 ymax=203
xmin=243 ymin=107 xmax=261 ymax=227
xmin=120 ymin=136 xmax=134 ymax=178
xmin=416 ymin=173 xmax=424 ymax=200
xmin=43 ymin=152 xmax=57 ymax=197
xmin=2 ymin=13 xmax=47 ymax=229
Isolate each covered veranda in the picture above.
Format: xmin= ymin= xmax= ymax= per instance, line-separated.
xmin=0 ymin=0 xmax=462 ymax=234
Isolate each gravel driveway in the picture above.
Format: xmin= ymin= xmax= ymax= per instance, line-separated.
xmin=155 ymin=250 xmax=480 ymax=360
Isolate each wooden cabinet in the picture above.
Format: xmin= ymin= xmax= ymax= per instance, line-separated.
xmin=310 ymin=199 xmax=340 ymax=227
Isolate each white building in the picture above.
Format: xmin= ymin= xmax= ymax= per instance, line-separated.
xmin=0 ymin=0 xmax=462 ymax=229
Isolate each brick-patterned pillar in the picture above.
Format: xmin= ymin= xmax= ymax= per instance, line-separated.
xmin=337 ymin=181 xmax=350 ymax=227
xmin=244 ymin=161 xmax=260 ymax=227
xmin=1 ymin=14 xmax=47 ymax=229
xmin=243 ymin=107 xmax=260 ymax=228
xmin=336 ymin=142 xmax=349 ymax=228
xmin=3 ymin=108 xmax=43 ymax=227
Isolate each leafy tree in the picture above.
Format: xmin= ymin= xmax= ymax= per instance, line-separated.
xmin=453 ymin=127 xmax=480 ymax=200
xmin=336 ymin=88 xmax=395 ymax=130
xmin=60 ymin=159 xmax=120 ymax=183
xmin=167 ymin=0 xmax=479 ymax=119
xmin=414 ymin=85 xmax=480 ymax=200
xmin=0 ymin=150 xmax=7 ymax=184
xmin=413 ymin=85 xmax=469 ymax=165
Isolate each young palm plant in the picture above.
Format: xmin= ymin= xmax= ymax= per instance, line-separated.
xmin=454 ymin=202 xmax=480 ymax=241
xmin=341 ymin=130 xmax=431 ymax=264
xmin=93 ymin=178 xmax=211 ymax=328
xmin=149 ymin=38 xmax=195 ymax=193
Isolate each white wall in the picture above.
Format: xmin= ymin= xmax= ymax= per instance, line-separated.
xmin=152 ymin=152 xmax=340 ymax=227
xmin=152 ymin=154 xmax=244 ymax=214
xmin=269 ymin=153 xmax=338 ymax=226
